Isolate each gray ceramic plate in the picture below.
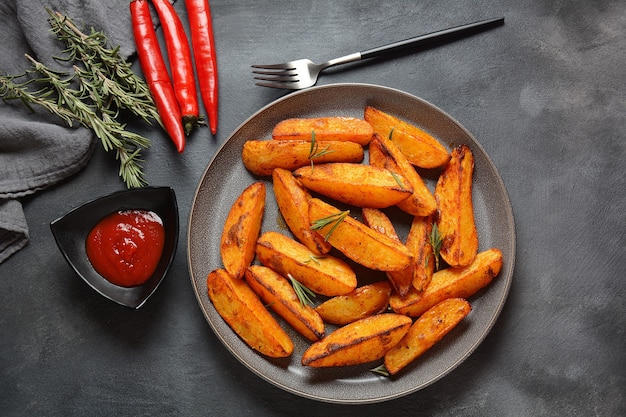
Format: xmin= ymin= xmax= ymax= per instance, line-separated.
xmin=187 ymin=83 xmax=515 ymax=404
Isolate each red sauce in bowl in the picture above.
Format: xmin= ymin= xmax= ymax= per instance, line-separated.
xmin=86 ymin=210 xmax=165 ymax=287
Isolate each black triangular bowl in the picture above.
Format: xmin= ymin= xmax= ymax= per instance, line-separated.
xmin=50 ymin=186 xmax=179 ymax=309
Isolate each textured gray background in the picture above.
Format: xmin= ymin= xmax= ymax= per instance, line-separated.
xmin=1 ymin=0 xmax=624 ymax=416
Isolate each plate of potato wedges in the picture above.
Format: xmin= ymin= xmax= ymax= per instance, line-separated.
xmin=188 ymin=83 xmax=515 ymax=404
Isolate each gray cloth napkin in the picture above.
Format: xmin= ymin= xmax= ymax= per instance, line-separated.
xmin=0 ymin=0 xmax=140 ymax=263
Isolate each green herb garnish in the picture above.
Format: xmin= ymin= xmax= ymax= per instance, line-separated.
xmin=310 ymin=210 xmax=350 ymax=241
xmin=288 ymin=274 xmax=316 ymax=307
xmin=389 ymin=171 xmax=405 ymax=189
xmin=304 ymin=254 xmax=324 ymax=265
xmin=429 ymin=223 xmax=444 ymax=271
xmin=370 ymin=364 xmax=390 ymax=377
xmin=308 ymin=131 xmax=335 ymax=168
xmin=0 ymin=10 xmax=159 ymax=188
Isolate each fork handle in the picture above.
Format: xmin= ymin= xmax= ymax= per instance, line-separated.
xmin=360 ymin=17 xmax=504 ymax=60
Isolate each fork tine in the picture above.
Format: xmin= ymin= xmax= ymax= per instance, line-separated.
xmin=253 ymin=74 xmax=299 ymax=83
xmin=251 ymin=68 xmax=297 ymax=76
xmin=251 ymin=63 xmax=295 ymax=70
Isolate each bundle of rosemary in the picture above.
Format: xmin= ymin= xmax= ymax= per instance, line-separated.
xmin=0 ymin=9 xmax=160 ymax=188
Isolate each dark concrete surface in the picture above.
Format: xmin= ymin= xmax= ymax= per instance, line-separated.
xmin=1 ymin=0 xmax=624 ymax=415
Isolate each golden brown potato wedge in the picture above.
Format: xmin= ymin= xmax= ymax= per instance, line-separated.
xmin=435 ymin=144 xmax=478 ymax=267
xmin=272 ymin=168 xmax=331 ymax=255
xmin=361 ymin=207 xmax=400 ymax=240
xmin=315 ymin=281 xmax=392 ymax=325
xmin=256 ymin=231 xmax=357 ymax=296
xmin=242 ymin=139 xmax=364 ymax=176
xmin=361 ymin=208 xmax=413 ymax=296
xmin=272 ymin=116 xmax=374 ymax=145
xmin=245 ymin=265 xmax=325 ymax=341
xmin=301 ymin=313 xmax=412 ymax=367
xmin=220 ymin=181 xmax=266 ymax=279
xmin=207 ymin=268 xmax=293 ymax=358
xmin=369 ymin=134 xmax=437 ymax=217
xmin=364 ymin=106 xmax=450 ymax=169
xmin=390 ymin=248 xmax=502 ymax=317
xmin=293 ymin=163 xmax=413 ymax=208
xmin=406 ymin=215 xmax=435 ymax=293
xmin=384 ymin=298 xmax=471 ymax=375
xmin=308 ymin=198 xmax=413 ymax=272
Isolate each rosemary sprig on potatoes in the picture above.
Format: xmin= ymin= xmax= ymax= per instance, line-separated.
xmin=288 ymin=274 xmax=316 ymax=307
xmin=310 ymin=210 xmax=350 ymax=241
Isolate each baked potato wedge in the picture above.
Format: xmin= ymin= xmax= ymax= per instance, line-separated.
xmin=406 ymin=215 xmax=435 ymax=293
xmin=245 ymin=265 xmax=325 ymax=341
xmin=293 ymin=163 xmax=413 ymax=208
xmin=242 ymin=139 xmax=364 ymax=176
xmin=272 ymin=168 xmax=331 ymax=255
xmin=315 ymin=281 xmax=392 ymax=325
xmin=220 ymin=181 xmax=266 ymax=279
xmin=272 ymin=116 xmax=374 ymax=145
xmin=301 ymin=313 xmax=412 ymax=367
xmin=361 ymin=208 xmax=413 ymax=296
xmin=435 ymin=144 xmax=478 ymax=267
xmin=361 ymin=207 xmax=400 ymax=239
xmin=364 ymin=106 xmax=450 ymax=169
xmin=384 ymin=298 xmax=471 ymax=375
xmin=390 ymin=248 xmax=502 ymax=317
xmin=369 ymin=134 xmax=437 ymax=217
xmin=308 ymin=198 xmax=413 ymax=272
xmin=207 ymin=268 xmax=293 ymax=358
xmin=256 ymin=231 xmax=357 ymax=296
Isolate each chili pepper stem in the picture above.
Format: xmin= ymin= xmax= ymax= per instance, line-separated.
xmin=183 ymin=115 xmax=198 ymax=136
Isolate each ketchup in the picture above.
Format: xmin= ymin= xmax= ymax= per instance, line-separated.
xmin=86 ymin=210 xmax=165 ymax=287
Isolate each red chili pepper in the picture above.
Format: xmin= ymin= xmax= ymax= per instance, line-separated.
xmin=185 ymin=0 xmax=218 ymax=135
xmin=130 ymin=0 xmax=185 ymax=152
xmin=151 ymin=0 xmax=200 ymax=136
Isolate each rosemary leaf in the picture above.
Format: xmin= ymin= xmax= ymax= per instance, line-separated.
xmin=389 ymin=171 xmax=405 ymax=189
xmin=429 ymin=222 xmax=444 ymax=271
xmin=310 ymin=210 xmax=349 ymax=241
xmin=304 ymin=254 xmax=324 ymax=265
xmin=308 ymin=130 xmax=317 ymax=159
xmin=288 ymin=274 xmax=316 ymax=307
xmin=308 ymin=130 xmax=335 ymax=169
xmin=370 ymin=364 xmax=390 ymax=377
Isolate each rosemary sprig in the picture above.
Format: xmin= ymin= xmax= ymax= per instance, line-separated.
xmin=429 ymin=223 xmax=444 ymax=271
xmin=310 ymin=210 xmax=349 ymax=241
xmin=1 ymin=54 xmax=148 ymax=188
xmin=0 ymin=75 xmax=76 ymax=126
xmin=370 ymin=364 xmax=390 ymax=377
xmin=46 ymin=9 xmax=161 ymax=126
xmin=308 ymin=131 xmax=335 ymax=168
xmin=74 ymin=64 xmax=158 ymax=125
xmin=389 ymin=171 xmax=405 ymax=189
xmin=288 ymin=274 xmax=316 ymax=307
xmin=304 ymin=254 xmax=324 ymax=265
xmin=0 ymin=10 xmax=159 ymax=188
